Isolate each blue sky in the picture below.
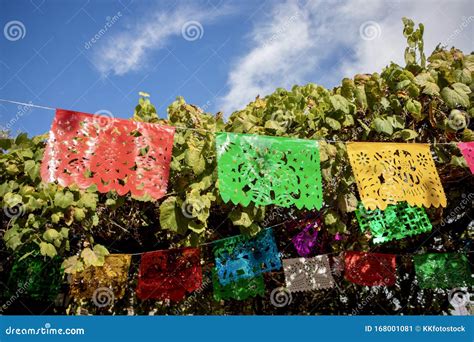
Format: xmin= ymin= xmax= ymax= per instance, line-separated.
xmin=0 ymin=0 xmax=472 ymax=136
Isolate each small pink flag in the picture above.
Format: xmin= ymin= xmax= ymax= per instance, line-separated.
xmin=459 ymin=142 xmax=474 ymax=174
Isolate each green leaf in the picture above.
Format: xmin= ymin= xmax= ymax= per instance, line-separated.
xmin=338 ymin=193 xmax=358 ymax=213
xmin=373 ymin=118 xmax=393 ymax=135
xmin=188 ymin=221 xmax=206 ymax=234
xmin=73 ymin=207 xmax=86 ymax=222
xmin=25 ymin=197 xmax=44 ymax=210
xmin=394 ymin=129 xmax=419 ymax=141
xmin=185 ymin=136 xmax=206 ymax=175
xmin=452 ymin=82 xmax=471 ymax=94
xmin=76 ymin=192 xmax=98 ymax=210
xmin=93 ymin=244 xmax=109 ymax=257
xmin=325 ymin=117 xmax=341 ymax=130
xmin=441 ymin=85 xmax=470 ymax=108
xmin=24 ymin=160 xmax=39 ymax=180
xmin=81 ymin=247 xmax=106 ymax=267
xmin=60 ymin=227 xmax=69 ymax=238
xmin=4 ymin=228 xmax=22 ymax=250
xmin=40 ymin=242 xmax=57 ymax=258
xmin=355 ymin=85 xmax=368 ymax=109
xmin=3 ymin=192 xmax=23 ymax=207
xmin=405 ymin=48 xmax=416 ymax=65
xmin=342 ymin=114 xmax=354 ymax=127
xmin=450 ymin=155 xmax=468 ymax=168
xmin=62 ymin=255 xmax=84 ymax=274
xmin=396 ymin=79 xmax=411 ymax=90
xmin=51 ymin=212 xmax=63 ymax=224
xmin=422 ymin=82 xmax=440 ymax=96
xmin=229 ymin=210 xmax=253 ymax=228
xmin=54 ymin=191 xmax=74 ymax=209
xmin=159 ymin=196 xmax=179 ymax=232
xmin=453 ymin=69 xmax=472 ymax=84
xmin=324 ymin=210 xmax=339 ymax=226
xmin=341 ymin=78 xmax=355 ymax=98
xmin=463 ymin=54 xmax=474 ymax=72
xmin=43 ymin=229 xmax=61 ymax=242
xmin=0 ymin=138 xmax=12 ymax=150
xmin=264 ymin=120 xmax=284 ymax=131
xmin=330 ymin=95 xmax=350 ymax=114
xmin=15 ymin=133 xmax=29 ymax=145
xmin=405 ymin=99 xmax=423 ymax=120
xmin=239 ymin=222 xmax=261 ymax=237
xmin=105 ymin=198 xmax=116 ymax=206
xmin=386 ymin=116 xmax=405 ymax=129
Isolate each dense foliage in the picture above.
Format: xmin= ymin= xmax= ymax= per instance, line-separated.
xmin=1 ymin=19 xmax=472 ymax=315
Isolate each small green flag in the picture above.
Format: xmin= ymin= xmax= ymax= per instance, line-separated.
xmin=414 ymin=253 xmax=473 ymax=289
xmin=355 ymin=202 xmax=432 ymax=244
xmin=215 ymin=132 xmax=323 ymax=209
xmin=212 ymin=268 xmax=265 ymax=301
xmin=8 ymin=252 xmax=63 ymax=301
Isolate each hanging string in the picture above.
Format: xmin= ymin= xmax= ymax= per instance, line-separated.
xmin=122 ymin=217 xmax=296 ymax=256
xmin=0 ymin=98 xmax=463 ymax=145
xmin=111 ymin=213 xmax=473 ymax=257
xmin=0 ymin=99 xmax=55 ymax=111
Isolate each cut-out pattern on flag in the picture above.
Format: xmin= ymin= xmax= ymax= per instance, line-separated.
xmin=458 ymin=142 xmax=474 ymax=174
xmin=283 ymin=255 xmax=335 ymax=292
xmin=213 ymin=228 xmax=281 ymax=285
xmin=41 ymin=109 xmax=175 ymax=200
xmin=344 ymin=251 xmax=397 ymax=286
xmin=137 ymin=248 xmax=202 ymax=301
xmin=355 ymin=202 xmax=432 ymax=244
xmin=212 ymin=269 xmax=265 ymax=301
xmin=346 ymin=142 xmax=446 ymax=210
xmin=70 ymin=254 xmax=131 ymax=301
xmin=216 ymin=132 xmax=323 ymax=209
xmin=413 ymin=253 xmax=473 ymax=289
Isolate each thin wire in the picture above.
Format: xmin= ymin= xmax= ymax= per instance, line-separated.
xmin=0 ymin=98 xmax=463 ymax=145
xmin=0 ymin=99 xmax=55 ymax=111
xmin=125 ymin=218 xmax=296 ymax=256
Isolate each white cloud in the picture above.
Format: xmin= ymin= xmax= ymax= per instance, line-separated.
xmin=94 ymin=4 xmax=232 ymax=76
xmin=219 ymin=0 xmax=473 ymax=116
